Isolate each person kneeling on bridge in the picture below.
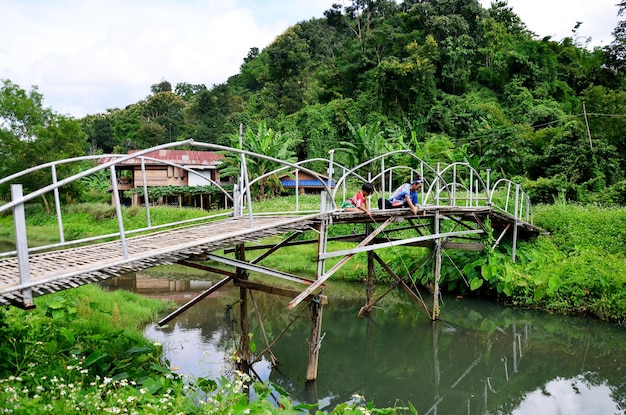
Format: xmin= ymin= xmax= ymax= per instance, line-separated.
xmin=378 ymin=178 xmax=423 ymax=214
xmin=340 ymin=182 xmax=374 ymax=216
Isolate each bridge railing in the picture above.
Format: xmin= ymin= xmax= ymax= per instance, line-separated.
xmin=347 ymin=154 xmax=532 ymax=224
xmin=0 ymin=140 xmax=237 ymax=259
xmin=488 ymin=178 xmax=533 ymax=224
xmin=0 ymin=141 xmax=534 ymax=262
xmin=366 ymin=155 xmax=491 ymax=209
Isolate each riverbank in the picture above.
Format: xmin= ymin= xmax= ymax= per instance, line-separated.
xmin=0 ymin=284 xmax=405 ymax=414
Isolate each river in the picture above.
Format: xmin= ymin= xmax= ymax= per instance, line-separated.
xmin=102 ymin=272 xmax=626 ymax=415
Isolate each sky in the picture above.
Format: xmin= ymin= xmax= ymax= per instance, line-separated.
xmin=0 ymin=0 xmax=622 ymax=118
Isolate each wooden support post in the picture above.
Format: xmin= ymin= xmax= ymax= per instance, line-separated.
xmin=316 ymin=219 xmax=329 ymax=279
xmin=365 ymin=223 xmax=374 ymax=312
xmin=304 ymin=218 xmax=329 ymax=382
xmin=235 ymin=244 xmax=250 ymax=368
xmin=306 ymin=295 xmax=325 ymax=381
xmin=432 ymin=210 xmax=442 ymax=320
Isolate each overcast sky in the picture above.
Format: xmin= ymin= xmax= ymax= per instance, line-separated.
xmin=0 ymin=0 xmax=621 ymax=118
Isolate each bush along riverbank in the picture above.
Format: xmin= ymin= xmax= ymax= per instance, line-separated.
xmin=507 ymin=203 xmax=626 ymax=324
xmin=444 ymin=203 xmax=626 ymax=325
xmin=0 ymin=284 xmax=411 ymax=414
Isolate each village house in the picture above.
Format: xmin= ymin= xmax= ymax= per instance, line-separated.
xmin=101 ymin=149 xmax=225 ymax=209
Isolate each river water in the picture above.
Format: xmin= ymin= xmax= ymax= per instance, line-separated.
xmin=102 ymin=272 xmax=626 ymax=415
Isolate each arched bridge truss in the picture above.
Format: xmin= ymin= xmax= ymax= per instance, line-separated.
xmin=0 ymin=139 xmax=542 ymax=380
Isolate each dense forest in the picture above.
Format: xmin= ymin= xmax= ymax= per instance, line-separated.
xmin=3 ymin=0 xmax=626 ymax=205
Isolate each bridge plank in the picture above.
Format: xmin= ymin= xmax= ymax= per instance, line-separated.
xmin=0 ymin=215 xmax=319 ymax=307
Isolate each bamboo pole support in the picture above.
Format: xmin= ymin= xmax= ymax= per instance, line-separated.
xmin=250 ymin=289 xmax=278 ymax=367
xmin=365 ymin=222 xmax=374 ymax=313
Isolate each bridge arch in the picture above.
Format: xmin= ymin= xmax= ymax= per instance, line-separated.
xmin=0 ymin=139 xmax=542 ymax=381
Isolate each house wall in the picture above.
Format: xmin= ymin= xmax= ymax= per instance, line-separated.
xmin=133 ymin=166 xmax=188 ymax=187
xmin=188 ymin=170 xmax=219 ymax=186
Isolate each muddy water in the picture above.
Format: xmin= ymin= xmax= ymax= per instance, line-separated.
xmin=102 ymin=273 xmax=626 ymax=415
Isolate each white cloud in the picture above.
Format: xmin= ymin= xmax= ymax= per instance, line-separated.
xmin=478 ymin=0 xmax=620 ymax=46
xmin=1 ymin=0 xmax=621 ymax=118
xmin=0 ymin=0 xmax=333 ymax=117
xmin=512 ymin=376 xmax=619 ymax=415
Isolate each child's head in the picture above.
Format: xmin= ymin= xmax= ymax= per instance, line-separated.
xmin=362 ymin=182 xmax=374 ymax=195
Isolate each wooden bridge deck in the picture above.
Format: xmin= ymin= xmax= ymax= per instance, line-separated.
xmin=0 ymin=206 xmax=542 ymax=308
xmin=0 ymin=215 xmax=320 ymax=307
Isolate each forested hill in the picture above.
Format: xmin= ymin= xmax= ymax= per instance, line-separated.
xmin=4 ymin=0 xmax=626 ymax=205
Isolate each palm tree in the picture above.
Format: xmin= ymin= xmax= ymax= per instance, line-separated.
xmin=220 ymin=122 xmax=301 ymax=199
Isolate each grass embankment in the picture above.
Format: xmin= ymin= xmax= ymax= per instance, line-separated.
xmin=0 ymin=285 xmax=407 ymax=414
xmin=507 ymin=204 xmax=626 ymax=323
xmin=0 ymin=201 xmax=409 ymax=414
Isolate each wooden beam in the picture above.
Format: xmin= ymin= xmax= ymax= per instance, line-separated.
xmin=318 ymin=229 xmax=484 ymax=259
xmin=157 ymin=275 xmax=232 ymax=326
xmin=178 ymin=259 xmax=236 ymax=277
xmin=206 ymin=254 xmax=316 ymax=286
xmin=251 ymin=231 xmax=302 ymax=264
xmin=442 ymin=242 xmax=484 ymax=251
xmin=288 ymin=215 xmax=398 ymax=310
xmin=233 ymin=279 xmax=324 ymax=302
xmin=250 ymin=303 xmax=311 ymax=365
xmin=369 ymin=240 xmax=484 ymax=250
xmin=373 ymin=252 xmax=432 ymax=319
xmin=223 ymin=233 xmax=366 ymax=253
xmin=249 ymin=290 xmax=278 ymax=366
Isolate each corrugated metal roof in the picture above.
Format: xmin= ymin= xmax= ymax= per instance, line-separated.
xmin=99 ymin=150 xmax=224 ymax=166
xmin=280 ymin=179 xmax=335 ymax=188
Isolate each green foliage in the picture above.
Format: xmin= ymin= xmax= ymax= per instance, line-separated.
xmin=469 ymin=204 xmax=626 ymax=323
xmin=0 ymin=80 xmax=88 ymax=201
xmin=220 ymin=121 xmax=301 ymax=199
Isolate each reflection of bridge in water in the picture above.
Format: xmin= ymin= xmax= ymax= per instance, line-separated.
xmin=0 ymin=140 xmax=543 ymax=380
xmin=110 ymin=272 xmax=537 ymax=414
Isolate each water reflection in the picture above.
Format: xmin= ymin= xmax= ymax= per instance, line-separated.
xmin=101 ymin=273 xmax=626 ymax=415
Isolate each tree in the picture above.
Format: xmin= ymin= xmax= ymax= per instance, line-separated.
xmin=81 ymin=114 xmax=114 ymax=153
xmin=340 ymin=120 xmax=400 ymax=178
xmin=0 ymin=79 xmax=87 ymax=205
xmin=174 ymin=82 xmax=207 ymax=102
xmin=150 ymin=79 xmax=172 ymax=94
xmin=219 ymin=122 xmax=301 ymax=199
xmin=606 ymin=0 xmax=626 ymax=73
xmin=185 ymin=83 xmax=244 ymax=146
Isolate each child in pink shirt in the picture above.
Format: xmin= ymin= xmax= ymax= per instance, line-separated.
xmin=340 ymin=182 xmax=374 ymax=216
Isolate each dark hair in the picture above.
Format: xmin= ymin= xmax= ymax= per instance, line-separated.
xmin=411 ymin=177 xmax=423 ymax=185
xmin=362 ymin=182 xmax=374 ymax=193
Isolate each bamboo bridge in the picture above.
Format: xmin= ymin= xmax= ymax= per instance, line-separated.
xmin=0 ymin=140 xmax=543 ymax=380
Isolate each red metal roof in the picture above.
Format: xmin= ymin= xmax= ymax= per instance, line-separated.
xmin=99 ymin=150 xmax=224 ymax=167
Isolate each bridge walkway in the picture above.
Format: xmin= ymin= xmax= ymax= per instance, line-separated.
xmin=0 ymin=214 xmax=321 ymax=308
xmin=0 ymin=205 xmax=542 ymax=309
